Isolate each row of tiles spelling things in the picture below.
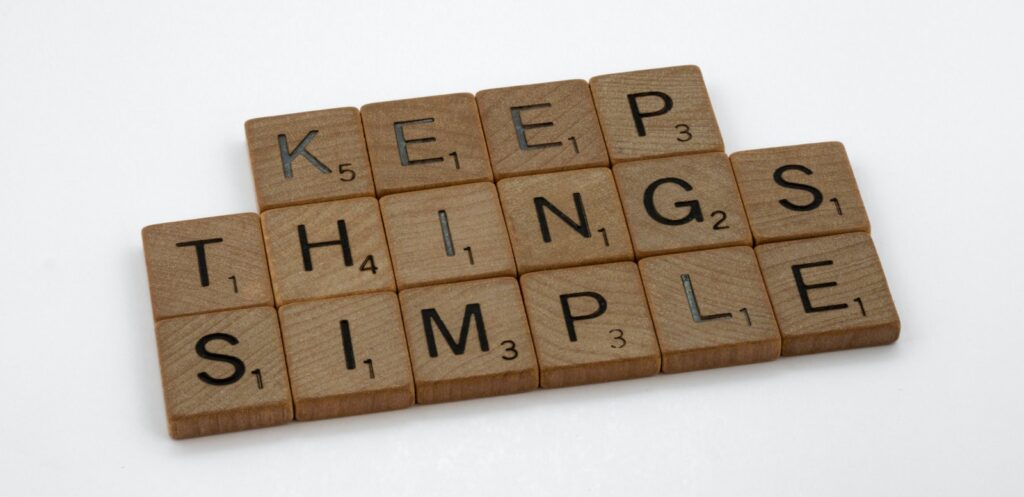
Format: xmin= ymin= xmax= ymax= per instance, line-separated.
xmin=157 ymin=234 xmax=899 ymax=438
xmin=145 ymin=143 xmax=869 ymax=320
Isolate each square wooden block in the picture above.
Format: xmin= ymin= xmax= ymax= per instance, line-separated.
xmin=497 ymin=168 xmax=633 ymax=274
xmin=590 ymin=65 xmax=724 ymax=163
xmin=399 ymin=277 xmax=538 ymax=404
xmin=155 ymin=307 xmax=292 ymax=439
xmin=380 ymin=182 xmax=516 ymax=289
xmin=520 ymin=262 xmax=660 ymax=388
xmin=731 ymin=141 xmax=870 ymax=244
xmin=278 ymin=292 xmax=414 ymax=421
xmin=143 ymin=213 xmax=274 ymax=321
xmin=477 ymin=79 xmax=608 ymax=179
xmin=755 ymin=232 xmax=900 ymax=355
xmin=261 ymin=197 xmax=395 ymax=306
xmin=245 ymin=107 xmax=375 ymax=211
xmin=362 ymin=93 xmax=493 ymax=195
xmin=639 ymin=246 xmax=780 ymax=373
xmin=614 ymin=152 xmax=752 ymax=258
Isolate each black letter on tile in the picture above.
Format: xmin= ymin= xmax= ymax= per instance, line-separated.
xmin=394 ymin=118 xmax=444 ymax=166
xmin=195 ymin=333 xmax=246 ymax=386
xmin=511 ymin=103 xmax=561 ymax=150
xmin=422 ymin=304 xmax=490 ymax=357
xmin=681 ymin=274 xmax=732 ymax=322
xmin=279 ymin=131 xmax=332 ymax=178
xmin=559 ymin=291 xmax=608 ymax=342
xmin=534 ymin=193 xmax=591 ymax=243
xmin=773 ymin=165 xmax=823 ymax=212
xmin=627 ymin=91 xmax=673 ymax=137
xmin=176 ymin=238 xmax=224 ymax=287
xmin=792 ymin=261 xmax=849 ymax=313
xmin=298 ymin=220 xmax=354 ymax=271
xmin=643 ymin=177 xmax=704 ymax=225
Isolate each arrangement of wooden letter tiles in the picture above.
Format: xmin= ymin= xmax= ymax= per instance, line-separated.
xmin=142 ymin=65 xmax=900 ymax=439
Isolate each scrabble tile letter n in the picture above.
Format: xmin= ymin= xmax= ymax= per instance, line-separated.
xmin=590 ymin=65 xmax=724 ymax=163
xmin=142 ymin=213 xmax=274 ymax=320
xmin=399 ymin=278 xmax=538 ymax=404
xmin=362 ymin=93 xmax=493 ymax=196
xmin=245 ymin=107 xmax=375 ymax=211
xmin=155 ymin=307 xmax=293 ymax=438
xmin=755 ymin=232 xmax=899 ymax=355
xmin=731 ymin=142 xmax=870 ymax=244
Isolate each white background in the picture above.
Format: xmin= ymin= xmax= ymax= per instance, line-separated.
xmin=1 ymin=1 xmax=1022 ymax=495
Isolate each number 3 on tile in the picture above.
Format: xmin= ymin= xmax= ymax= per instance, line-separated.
xmin=609 ymin=328 xmax=626 ymax=348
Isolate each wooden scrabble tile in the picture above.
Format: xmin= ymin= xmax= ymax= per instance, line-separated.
xmin=143 ymin=213 xmax=274 ymax=321
xmin=731 ymin=141 xmax=870 ymax=244
xmin=362 ymin=93 xmax=493 ymax=195
xmin=520 ymin=262 xmax=660 ymax=388
xmin=638 ymin=246 xmax=780 ymax=373
xmin=755 ymin=232 xmax=899 ymax=355
xmin=278 ymin=292 xmax=414 ymax=420
xmin=399 ymin=277 xmax=538 ymax=404
xmin=590 ymin=65 xmax=724 ymax=163
xmin=476 ymin=79 xmax=608 ymax=179
xmin=379 ymin=182 xmax=516 ymax=289
xmin=155 ymin=307 xmax=292 ymax=439
xmin=613 ymin=152 xmax=752 ymax=258
xmin=245 ymin=107 xmax=375 ymax=211
xmin=497 ymin=168 xmax=633 ymax=274
xmin=261 ymin=197 xmax=395 ymax=306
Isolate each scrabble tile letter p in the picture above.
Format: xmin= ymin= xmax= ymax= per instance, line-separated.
xmin=591 ymin=65 xmax=724 ymax=163
xmin=142 ymin=213 xmax=274 ymax=320
xmin=362 ymin=93 xmax=493 ymax=195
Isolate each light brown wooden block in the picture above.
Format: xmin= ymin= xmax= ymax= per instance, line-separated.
xmin=638 ymin=246 xmax=780 ymax=373
xmin=590 ymin=65 xmax=724 ymax=163
xmin=362 ymin=93 xmax=493 ymax=195
xmin=261 ymin=197 xmax=395 ymax=306
xmin=731 ymin=141 xmax=870 ymax=244
xmin=379 ymin=182 xmax=516 ymax=289
xmin=143 ymin=213 xmax=274 ymax=321
xmin=278 ymin=292 xmax=414 ymax=421
xmin=477 ymin=79 xmax=609 ymax=179
xmin=155 ymin=307 xmax=292 ymax=439
xmin=520 ymin=262 xmax=660 ymax=388
xmin=755 ymin=232 xmax=899 ymax=356
xmin=613 ymin=152 xmax=752 ymax=258
xmin=245 ymin=107 xmax=375 ymax=211
xmin=399 ymin=277 xmax=538 ymax=404
xmin=497 ymin=168 xmax=633 ymax=274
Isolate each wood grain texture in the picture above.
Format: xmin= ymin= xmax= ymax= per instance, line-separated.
xmin=261 ymin=197 xmax=395 ymax=305
xmin=755 ymin=232 xmax=899 ymax=355
xmin=362 ymin=93 xmax=493 ymax=195
xmin=379 ymin=182 xmax=516 ymax=289
xmin=497 ymin=168 xmax=633 ymax=274
xmin=245 ymin=107 xmax=375 ymax=211
xmin=476 ymin=79 xmax=608 ymax=179
xmin=638 ymin=246 xmax=780 ymax=373
xmin=590 ymin=65 xmax=724 ymax=163
xmin=520 ymin=262 xmax=660 ymax=388
xmin=731 ymin=141 xmax=870 ymax=244
xmin=155 ymin=307 xmax=292 ymax=439
xmin=278 ymin=292 xmax=414 ymax=421
xmin=613 ymin=152 xmax=752 ymax=258
xmin=399 ymin=277 xmax=538 ymax=404
xmin=143 ymin=213 xmax=274 ymax=321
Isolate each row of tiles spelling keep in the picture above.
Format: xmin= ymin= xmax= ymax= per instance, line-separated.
xmin=144 ymin=144 xmax=870 ymax=321
xmin=156 ymin=237 xmax=900 ymax=438
xmin=246 ymin=65 xmax=726 ymax=210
